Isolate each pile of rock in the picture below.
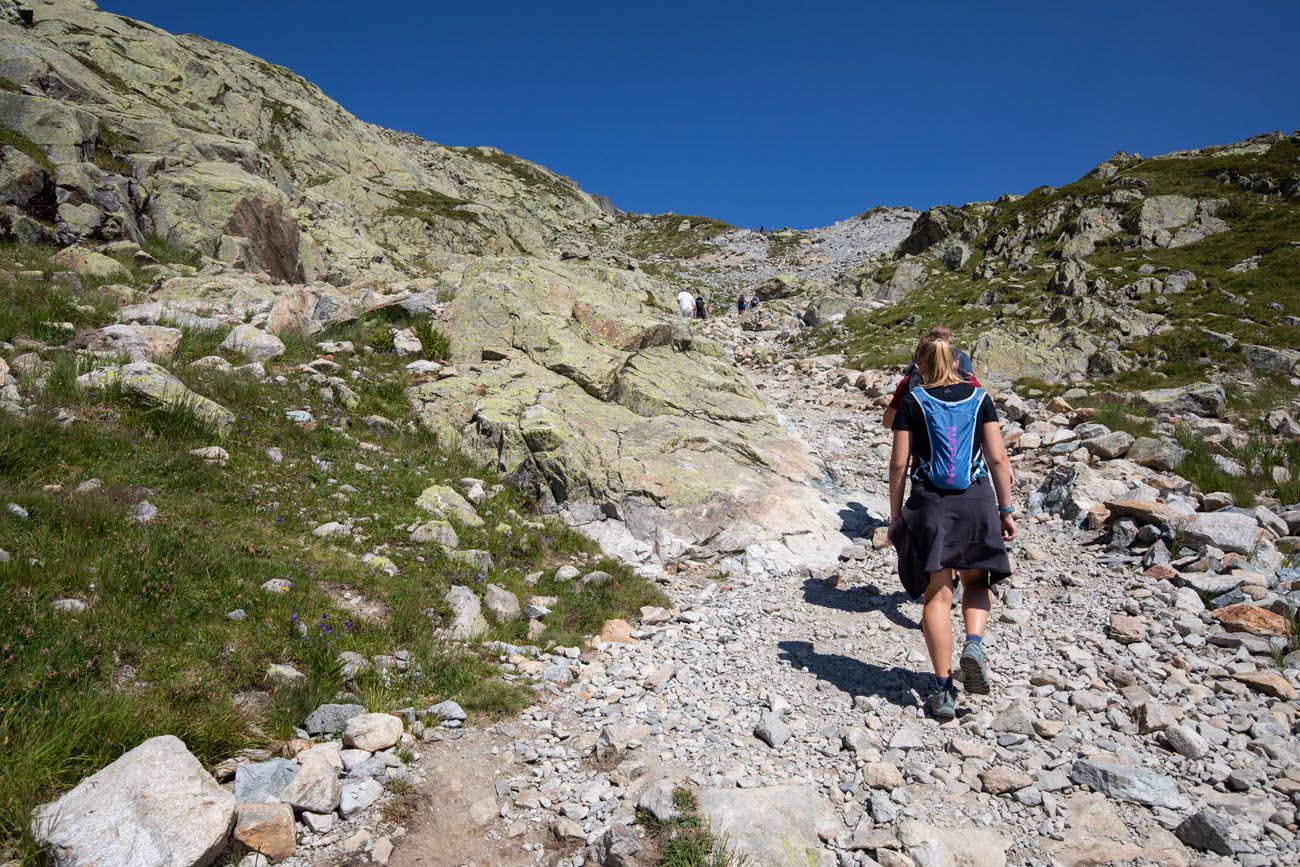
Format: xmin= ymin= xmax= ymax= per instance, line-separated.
xmin=33 ymin=707 xmax=421 ymax=866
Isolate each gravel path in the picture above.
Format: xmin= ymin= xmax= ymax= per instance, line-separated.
xmin=384 ymin=323 xmax=1298 ymax=867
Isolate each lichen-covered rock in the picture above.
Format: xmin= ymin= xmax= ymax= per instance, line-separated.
xmin=483 ymin=583 xmax=521 ymax=622
xmin=72 ymin=323 xmax=182 ymax=361
xmin=220 ymin=324 xmax=285 ymax=362
xmin=415 ymin=484 xmax=483 ymax=527
xmin=49 ymin=245 xmax=131 ymax=280
xmin=444 ymin=584 xmax=489 ymax=641
xmin=31 ymin=735 xmax=235 ymax=867
xmin=1136 ymin=382 xmax=1226 ymax=417
xmin=77 ymin=362 xmax=235 ymax=431
xmin=409 ymin=258 xmax=847 ymax=571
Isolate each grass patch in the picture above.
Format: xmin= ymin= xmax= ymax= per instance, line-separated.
xmin=385 ymin=189 xmax=480 ymax=227
xmin=141 ymin=233 xmax=202 ymax=268
xmin=1173 ymin=428 xmax=1300 ymax=505
xmin=624 ymin=214 xmax=735 ymax=261
xmin=411 ymin=318 xmax=452 ymax=362
xmin=1090 ymin=401 xmax=1157 ymax=438
xmin=0 ymin=127 xmax=54 ymax=174
xmin=453 ymin=146 xmax=579 ymax=201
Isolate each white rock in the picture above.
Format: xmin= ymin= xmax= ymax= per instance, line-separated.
xmin=32 ymin=735 xmax=235 ymax=867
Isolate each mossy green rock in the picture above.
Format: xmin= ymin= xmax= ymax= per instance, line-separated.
xmin=411 ymin=258 xmax=838 ymax=560
xmin=77 ymin=361 xmax=235 ymax=431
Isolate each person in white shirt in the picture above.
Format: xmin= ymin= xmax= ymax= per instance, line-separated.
xmin=676 ymin=289 xmax=696 ymax=317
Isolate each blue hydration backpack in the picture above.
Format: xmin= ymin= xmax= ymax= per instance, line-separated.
xmin=912 ymin=387 xmax=988 ymax=490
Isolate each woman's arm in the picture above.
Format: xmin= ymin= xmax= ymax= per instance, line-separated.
xmin=983 ymin=420 xmax=1017 ymax=540
xmin=887 ymin=429 xmax=910 ymax=539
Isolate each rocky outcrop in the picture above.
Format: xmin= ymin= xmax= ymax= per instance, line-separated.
xmin=0 ymin=0 xmax=605 ymax=281
xmin=408 ymin=257 xmax=845 ymax=569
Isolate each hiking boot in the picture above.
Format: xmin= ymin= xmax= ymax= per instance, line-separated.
xmin=925 ymin=684 xmax=957 ymax=721
xmin=960 ymin=640 xmax=991 ymax=695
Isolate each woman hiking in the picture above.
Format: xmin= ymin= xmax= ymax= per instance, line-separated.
xmin=887 ymin=334 xmax=1016 ymax=720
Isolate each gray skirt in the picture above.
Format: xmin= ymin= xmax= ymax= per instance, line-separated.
xmin=892 ymin=476 xmax=1012 ymax=600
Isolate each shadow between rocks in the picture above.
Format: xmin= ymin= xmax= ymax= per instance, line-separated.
xmin=778 ymin=639 xmax=931 ymax=709
xmin=801 ymin=577 xmax=918 ymax=630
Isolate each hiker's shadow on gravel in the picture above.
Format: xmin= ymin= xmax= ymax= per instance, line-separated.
xmin=837 ymin=501 xmax=880 ymax=538
xmin=801 ymin=578 xmax=918 ymax=630
xmin=777 ymin=640 xmax=930 ymax=708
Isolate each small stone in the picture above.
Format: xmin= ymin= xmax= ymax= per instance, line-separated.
xmin=233 ymin=801 xmax=295 ymax=862
xmin=980 ymin=766 xmax=1033 ymax=795
xmin=637 ymin=779 xmax=679 ymax=822
xmin=265 ymin=664 xmax=305 ymax=689
xmin=551 ymin=817 xmax=585 ymax=841
xmin=301 ymin=811 xmax=335 ymax=833
xmin=861 ymin=762 xmax=904 ymax=789
xmin=338 ymin=778 xmax=384 ymax=818
xmin=1070 ymin=758 xmax=1187 ymax=809
xmin=1175 ymin=808 xmax=1234 ymax=855
xmin=234 ymin=758 xmax=298 ymax=803
xmin=281 ymin=754 xmax=340 ymax=814
xmin=1164 ymin=725 xmax=1209 ymax=760
xmin=1233 ymin=670 xmax=1297 ymax=700
xmin=755 ymin=711 xmax=791 ymax=748
xmin=343 ymin=713 xmax=404 ymax=751
xmin=484 ymin=584 xmax=521 ymax=622
xmin=426 ymin=700 xmax=467 ymax=724
xmin=303 ymin=703 xmax=366 ymax=736
xmin=470 ymin=795 xmax=498 ymax=827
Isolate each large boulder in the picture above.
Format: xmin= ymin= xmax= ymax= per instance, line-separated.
xmin=31 ymin=735 xmax=235 ymax=867
xmin=1242 ymin=343 xmax=1300 ymax=376
xmin=50 ymin=245 xmax=132 ymax=281
xmin=77 ymin=362 xmax=235 ymax=431
xmin=72 ymin=323 xmax=182 ymax=362
xmin=1136 ymin=382 xmax=1226 ymax=417
xmin=409 ymin=258 xmax=847 ymax=571
xmin=696 ymin=785 xmax=833 ymax=866
xmin=444 ymin=584 xmax=489 ymax=641
xmin=1176 ymin=511 xmax=1258 ymax=555
xmin=971 ymin=327 xmax=1095 ymax=384
xmin=0 ymin=144 xmax=50 ymax=209
xmin=220 ymin=324 xmax=285 ymax=362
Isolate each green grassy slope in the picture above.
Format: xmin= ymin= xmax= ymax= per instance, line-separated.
xmin=0 ymin=246 xmax=664 ymax=861
xmin=819 ymin=133 xmax=1300 ymax=396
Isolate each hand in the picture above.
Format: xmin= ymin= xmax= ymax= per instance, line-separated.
xmin=887 ymin=516 xmax=901 ymax=542
xmin=1000 ymin=513 xmax=1017 ymax=541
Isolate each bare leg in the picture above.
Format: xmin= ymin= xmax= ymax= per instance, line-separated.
xmin=921 ymin=569 xmax=955 ymax=678
xmin=958 ymin=569 xmax=991 ymax=639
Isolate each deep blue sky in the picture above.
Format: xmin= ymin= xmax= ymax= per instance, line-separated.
xmin=100 ymin=1 xmax=1300 ymax=229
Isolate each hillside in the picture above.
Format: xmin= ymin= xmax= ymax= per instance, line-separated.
xmin=808 ymin=133 xmax=1300 ymax=404
xmin=0 ymin=0 xmax=610 ymax=283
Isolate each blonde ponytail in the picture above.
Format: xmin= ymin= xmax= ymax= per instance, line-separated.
xmin=915 ymin=336 xmax=963 ymax=387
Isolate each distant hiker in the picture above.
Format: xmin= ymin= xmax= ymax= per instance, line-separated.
xmin=887 ymin=334 xmax=1015 ymax=721
xmin=737 ymin=295 xmax=748 ymax=313
xmin=676 ymin=289 xmax=695 ymax=318
xmin=695 ymin=295 xmax=707 ymax=319
xmin=882 ymin=325 xmax=977 ymax=430
xmin=748 ymin=295 xmax=760 ymax=308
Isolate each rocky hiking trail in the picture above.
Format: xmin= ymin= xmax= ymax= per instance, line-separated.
xmin=374 ymin=319 xmax=1300 ymax=867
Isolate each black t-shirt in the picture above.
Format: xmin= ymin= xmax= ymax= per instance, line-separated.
xmin=891 ymin=382 xmax=998 ymax=465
